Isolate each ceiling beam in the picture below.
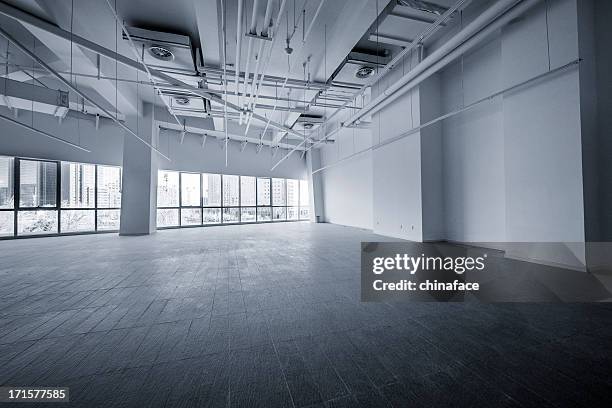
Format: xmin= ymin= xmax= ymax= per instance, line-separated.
xmin=368 ymin=33 xmax=413 ymax=47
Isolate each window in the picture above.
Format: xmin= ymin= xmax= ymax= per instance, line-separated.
xmin=181 ymin=173 xmax=201 ymax=207
xmin=257 ymin=207 xmax=271 ymax=222
xmin=0 ymin=156 xmax=14 ymax=236
xmin=241 ymin=207 xmax=256 ymax=222
xmin=61 ymin=162 xmax=95 ymax=208
xmin=257 ymin=178 xmax=270 ymax=206
xmin=0 ymin=156 xmax=123 ymax=239
xmin=154 ymin=171 xmax=311 ymax=230
xmin=287 ymin=179 xmax=299 ymax=207
xmin=157 ymin=171 xmax=179 ymax=207
xmin=223 ymin=175 xmax=240 ymax=207
xmin=17 ymin=159 xmax=58 ymax=235
xmin=202 ymin=173 xmax=221 ymax=206
xmin=299 ymin=180 xmax=310 ymax=220
xmin=240 ymin=176 xmax=256 ymax=206
xmin=272 ymin=178 xmax=286 ymax=206
xmin=97 ymin=166 xmax=122 ymax=208
xmin=157 ymin=208 xmax=179 ymax=227
xmin=273 ymin=207 xmax=286 ymax=221
xmin=60 ymin=162 xmax=95 ymax=233
xmin=203 ymin=208 xmax=221 ymax=224
xmin=96 ymin=165 xmax=121 ymax=231
xmin=19 ymin=159 xmax=57 ymax=208
xmin=223 ymin=207 xmax=240 ymax=223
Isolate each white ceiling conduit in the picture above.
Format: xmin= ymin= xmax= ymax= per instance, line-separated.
xmin=0 ymin=24 xmax=172 ymax=161
xmin=240 ymin=0 xmax=260 ymax=124
xmin=235 ymin=0 xmax=244 ymax=108
xmin=0 ymin=1 xmax=309 ymax=150
xmin=271 ymin=0 xmax=540 ymax=170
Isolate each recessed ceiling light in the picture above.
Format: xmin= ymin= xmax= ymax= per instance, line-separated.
xmin=303 ymin=123 xmax=314 ymax=130
xmin=148 ymin=45 xmax=174 ymax=61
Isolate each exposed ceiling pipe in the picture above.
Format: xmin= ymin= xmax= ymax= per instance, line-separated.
xmin=244 ymin=0 xmax=288 ymax=134
xmin=0 ymin=1 xmax=306 ymax=147
xmin=234 ymin=0 xmax=244 ymax=108
xmin=0 ymin=25 xmax=171 ymax=161
xmin=246 ymin=0 xmax=274 ymax=102
xmin=158 ymin=123 xmax=305 ymax=150
xmin=343 ymin=0 xmax=524 ymax=126
xmin=271 ymin=0 xmax=537 ymax=170
xmin=313 ymin=0 xmax=471 ymax=138
xmin=241 ymin=0 xmax=260 ymax=122
xmin=200 ymin=65 xmax=358 ymax=91
xmin=103 ymin=0 xmax=182 ymax=129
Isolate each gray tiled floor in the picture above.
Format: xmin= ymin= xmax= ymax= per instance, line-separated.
xmin=0 ymin=222 xmax=611 ymax=407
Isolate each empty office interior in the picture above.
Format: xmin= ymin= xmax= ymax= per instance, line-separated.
xmin=0 ymin=0 xmax=611 ymax=407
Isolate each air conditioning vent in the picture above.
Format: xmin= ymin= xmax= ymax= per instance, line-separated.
xmin=355 ymin=66 xmax=375 ymax=79
xmin=148 ymin=45 xmax=174 ymax=61
xmin=123 ymin=27 xmax=195 ymax=75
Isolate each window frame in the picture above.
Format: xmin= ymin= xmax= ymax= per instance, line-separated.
xmin=0 ymin=157 xmax=124 ymax=240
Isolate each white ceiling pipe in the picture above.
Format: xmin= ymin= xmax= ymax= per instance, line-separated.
xmin=104 ymin=0 xmax=182 ymax=129
xmin=0 ymin=0 xmax=306 ymax=146
xmin=311 ymin=0 xmax=471 ymax=136
xmin=158 ymin=124 xmax=305 ymax=150
xmin=343 ymin=0 xmax=522 ymax=127
xmin=272 ymin=0 xmax=539 ymax=170
xmin=244 ymin=0 xmax=288 ymax=134
xmin=246 ymin=0 xmax=274 ymax=103
xmin=241 ymin=0 xmax=260 ymax=113
xmin=235 ymin=0 xmax=244 ymax=107
xmin=0 ymin=25 xmax=171 ymax=161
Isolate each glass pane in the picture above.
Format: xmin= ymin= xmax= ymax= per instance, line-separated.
xmin=272 ymin=178 xmax=286 ymax=206
xmin=287 ymin=207 xmax=299 ymax=221
xmin=222 ymin=175 xmax=239 ymax=207
xmin=17 ymin=210 xmax=58 ymax=235
xmin=222 ymin=207 xmax=240 ymax=223
xmin=257 ymin=178 xmax=270 ymax=206
xmin=157 ymin=170 xmax=179 ymax=207
xmin=0 ymin=211 xmax=13 ymax=236
xmin=97 ymin=165 xmax=121 ymax=208
xmin=97 ymin=209 xmax=120 ymax=231
xmin=257 ymin=207 xmax=271 ymax=222
xmin=180 ymin=173 xmax=200 ymax=207
xmin=181 ymin=208 xmax=201 ymax=226
xmin=273 ymin=207 xmax=286 ymax=221
xmin=299 ymin=207 xmax=310 ymax=220
xmin=61 ymin=162 xmax=95 ymax=208
xmin=157 ymin=208 xmax=179 ymax=227
xmin=286 ymin=179 xmax=299 ymax=207
xmin=19 ymin=160 xmax=57 ymax=208
xmin=202 ymin=173 xmax=221 ymax=206
xmin=60 ymin=209 xmax=95 ymax=232
xmin=241 ymin=207 xmax=256 ymax=223
xmin=240 ymin=176 xmax=256 ymax=206
xmin=203 ymin=208 xmax=221 ymax=224
xmin=0 ymin=156 xmax=14 ymax=209
xmin=299 ymin=180 xmax=309 ymax=206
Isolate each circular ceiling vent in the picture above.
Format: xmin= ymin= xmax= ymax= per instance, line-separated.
xmin=148 ymin=45 xmax=174 ymax=61
xmin=302 ymin=122 xmax=315 ymax=130
xmin=174 ymin=96 xmax=190 ymax=105
xmin=355 ymin=66 xmax=375 ymax=79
